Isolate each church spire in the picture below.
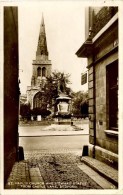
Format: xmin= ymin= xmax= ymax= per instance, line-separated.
xmin=36 ymin=14 xmax=48 ymax=59
xmin=41 ymin=13 xmax=44 ymax=26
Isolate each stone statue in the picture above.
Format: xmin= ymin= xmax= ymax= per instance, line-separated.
xmin=58 ymin=73 xmax=66 ymax=94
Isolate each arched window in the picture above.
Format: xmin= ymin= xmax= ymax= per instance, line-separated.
xmin=33 ymin=92 xmax=42 ymax=108
xmin=42 ymin=67 xmax=46 ymax=77
xmin=37 ymin=67 xmax=41 ymax=76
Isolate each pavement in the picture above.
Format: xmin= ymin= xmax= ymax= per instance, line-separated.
xmin=81 ymin=156 xmax=118 ymax=188
xmin=5 ymin=152 xmax=117 ymax=190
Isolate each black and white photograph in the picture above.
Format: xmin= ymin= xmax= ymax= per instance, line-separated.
xmin=1 ymin=0 xmax=123 ymax=194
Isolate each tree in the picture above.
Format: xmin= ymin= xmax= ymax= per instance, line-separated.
xmin=72 ymin=91 xmax=88 ymax=117
xmin=43 ymin=70 xmax=72 ymax=109
xmin=20 ymin=103 xmax=31 ymax=120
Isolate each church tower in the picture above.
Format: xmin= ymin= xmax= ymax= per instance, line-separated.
xmin=27 ymin=15 xmax=52 ymax=109
xmin=31 ymin=15 xmax=52 ymax=88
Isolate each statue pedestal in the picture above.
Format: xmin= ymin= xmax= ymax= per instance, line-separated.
xmin=54 ymin=95 xmax=72 ymax=125
xmin=58 ymin=118 xmax=71 ymax=125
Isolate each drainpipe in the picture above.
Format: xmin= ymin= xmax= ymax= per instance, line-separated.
xmin=88 ymin=27 xmax=96 ymax=159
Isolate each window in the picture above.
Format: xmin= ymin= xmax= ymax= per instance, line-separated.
xmin=37 ymin=67 xmax=41 ymax=76
xmin=33 ymin=92 xmax=47 ymax=109
xmin=106 ymin=61 xmax=118 ymax=130
xmin=42 ymin=67 xmax=46 ymax=77
xmin=33 ymin=92 xmax=42 ymax=108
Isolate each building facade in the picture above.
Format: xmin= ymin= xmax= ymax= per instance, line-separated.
xmin=76 ymin=7 xmax=118 ymax=169
xmin=20 ymin=94 xmax=27 ymax=104
xmin=27 ymin=15 xmax=52 ymax=110
xmin=4 ymin=7 xmax=19 ymax=185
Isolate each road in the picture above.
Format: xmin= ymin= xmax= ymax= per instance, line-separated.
xmin=19 ymin=135 xmax=89 ymax=156
xmin=19 ymin=123 xmax=89 ymax=155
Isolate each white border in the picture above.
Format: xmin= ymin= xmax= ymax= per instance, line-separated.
xmin=1 ymin=0 xmax=123 ymax=195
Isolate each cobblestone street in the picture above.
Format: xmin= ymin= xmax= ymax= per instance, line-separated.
xmin=6 ymin=152 xmax=102 ymax=189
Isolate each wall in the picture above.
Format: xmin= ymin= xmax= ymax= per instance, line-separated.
xmin=88 ymin=14 xmax=118 ymax=168
xmin=76 ymin=6 xmax=118 ymax=168
xmin=4 ymin=7 xmax=19 ymax=185
xmin=27 ymin=88 xmax=39 ymax=109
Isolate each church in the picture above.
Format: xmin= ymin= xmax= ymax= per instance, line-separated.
xmin=27 ymin=15 xmax=52 ymax=111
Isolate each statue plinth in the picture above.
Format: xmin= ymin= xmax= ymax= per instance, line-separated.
xmin=54 ymin=94 xmax=72 ymax=125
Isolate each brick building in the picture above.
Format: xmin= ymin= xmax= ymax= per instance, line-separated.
xmin=27 ymin=15 xmax=52 ymax=110
xmin=4 ymin=7 xmax=19 ymax=185
xmin=76 ymin=7 xmax=118 ymax=169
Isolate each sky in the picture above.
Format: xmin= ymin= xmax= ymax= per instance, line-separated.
xmin=19 ymin=1 xmax=88 ymax=94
